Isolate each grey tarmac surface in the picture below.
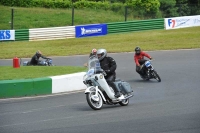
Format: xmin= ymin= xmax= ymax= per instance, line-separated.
xmin=0 ymin=49 xmax=200 ymax=133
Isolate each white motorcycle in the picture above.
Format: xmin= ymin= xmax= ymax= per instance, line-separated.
xmin=83 ymin=56 xmax=134 ymax=110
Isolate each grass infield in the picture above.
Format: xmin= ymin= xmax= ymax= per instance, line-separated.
xmin=0 ymin=27 xmax=200 ymax=80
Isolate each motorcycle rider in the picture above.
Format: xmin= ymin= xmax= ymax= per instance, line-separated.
xmin=96 ymin=49 xmax=121 ymax=98
xmin=30 ymin=50 xmax=50 ymax=65
xmin=84 ymin=48 xmax=97 ymax=67
xmin=134 ymin=46 xmax=152 ymax=78
xmin=89 ymin=48 xmax=97 ymax=58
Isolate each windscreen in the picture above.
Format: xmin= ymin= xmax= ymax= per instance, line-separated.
xmin=87 ymin=56 xmax=102 ymax=76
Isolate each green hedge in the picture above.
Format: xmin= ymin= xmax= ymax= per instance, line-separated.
xmin=0 ymin=0 xmax=124 ymax=10
xmin=0 ymin=0 xmax=159 ymax=11
xmin=0 ymin=0 xmax=160 ymax=18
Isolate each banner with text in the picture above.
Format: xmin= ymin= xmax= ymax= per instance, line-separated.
xmin=75 ymin=24 xmax=107 ymax=38
xmin=165 ymin=15 xmax=200 ymax=30
xmin=0 ymin=30 xmax=15 ymax=41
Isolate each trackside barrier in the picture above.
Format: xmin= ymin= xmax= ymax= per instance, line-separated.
xmin=29 ymin=26 xmax=75 ymax=41
xmin=0 ymin=72 xmax=86 ymax=99
xmin=75 ymin=24 xmax=107 ymax=38
xmin=2 ymin=18 xmax=164 ymax=41
xmin=51 ymin=72 xmax=86 ymax=94
xmin=0 ymin=30 xmax=15 ymax=41
xmin=0 ymin=78 xmax=52 ymax=98
xmin=165 ymin=15 xmax=200 ymax=30
xmin=15 ymin=29 xmax=29 ymax=41
xmin=107 ymin=18 xmax=164 ymax=34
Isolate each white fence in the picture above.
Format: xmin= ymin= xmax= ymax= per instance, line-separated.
xmin=29 ymin=26 xmax=75 ymax=41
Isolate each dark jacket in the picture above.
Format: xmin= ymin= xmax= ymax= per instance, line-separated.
xmin=89 ymin=53 xmax=97 ymax=58
xmin=30 ymin=54 xmax=48 ymax=65
xmin=99 ymin=56 xmax=117 ymax=79
xmin=89 ymin=53 xmax=93 ymax=57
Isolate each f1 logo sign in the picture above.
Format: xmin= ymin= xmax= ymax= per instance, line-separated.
xmin=168 ymin=19 xmax=176 ymax=28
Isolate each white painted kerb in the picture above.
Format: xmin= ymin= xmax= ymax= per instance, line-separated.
xmin=51 ymin=72 xmax=86 ymax=93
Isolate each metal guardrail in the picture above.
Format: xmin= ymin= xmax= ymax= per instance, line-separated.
xmin=107 ymin=18 xmax=164 ymax=34
xmin=29 ymin=26 xmax=75 ymax=41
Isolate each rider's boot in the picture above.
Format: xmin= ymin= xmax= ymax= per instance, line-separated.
xmin=114 ymin=91 xmax=121 ymax=98
xmin=139 ymin=69 xmax=148 ymax=79
xmin=110 ymin=83 xmax=121 ymax=98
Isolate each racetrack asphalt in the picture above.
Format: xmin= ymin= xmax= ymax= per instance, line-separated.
xmin=0 ymin=49 xmax=200 ymax=133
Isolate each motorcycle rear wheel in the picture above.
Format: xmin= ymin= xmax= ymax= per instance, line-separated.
xmin=119 ymin=99 xmax=129 ymax=106
xmin=86 ymin=92 xmax=103 ymax=110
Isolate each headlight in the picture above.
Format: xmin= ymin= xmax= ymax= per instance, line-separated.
xmin=89 ymin=87 xmax=96 ymax=91
xmin=87 ymin=69 xmax=94 ymax=76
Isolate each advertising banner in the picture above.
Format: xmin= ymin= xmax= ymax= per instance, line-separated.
xmin=165 ymin=15 xmax=200 ymax=30
xmin=75 ymin=24 xmax=107 ymax=38
xmin=0 ymin=30 xmax=15 ymax=40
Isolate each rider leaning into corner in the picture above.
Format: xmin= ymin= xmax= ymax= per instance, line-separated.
xmin=134 ymin=46 xmax=153 ymax=78
xmin=29 ymin=50 xmax=50 ymax=65
xmin=96 ymin=49 xmax=121 ymax=98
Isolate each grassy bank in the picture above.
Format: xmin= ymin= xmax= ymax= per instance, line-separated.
xmin=0 ymin=26 xmax=200 ymax=59
xmin=0 ymin=5 xmax=126 ymax=29
xmin=0 ymin=66 xmax=87 ymax=80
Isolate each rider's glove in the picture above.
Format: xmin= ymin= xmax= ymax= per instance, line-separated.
xmin=104 ymin=69 xmax=111 ymax=74
xmin=150 ymin=57 xmax=153 ymax=60
xmin=102 ymin=71 xmax=107 ymax=76
xmin=137 ymin=65 xmax=142 ymax=70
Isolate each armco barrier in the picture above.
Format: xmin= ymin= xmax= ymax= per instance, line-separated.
xmin=29 ymin=26 xmax=75 ymax=41
xmin=15 ymin=29 xmax=29 ymax=41
xmin=107 ymin=18 xmax=164 ymax=34
xmin=0 ymin=72 xmax=86 ymax=99
xmin=2 ymin=19 xmax=165 ymax=41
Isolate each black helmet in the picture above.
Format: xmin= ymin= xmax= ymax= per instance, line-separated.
xmin=135 ymin=47 xmax=141 ymax=55
xmin=97 ymin=49 xmax=107 ymax=61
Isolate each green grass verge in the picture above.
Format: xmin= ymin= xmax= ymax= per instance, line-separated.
xmin=0 ymin=66 xmax=87 ymax=80
xmin=0 ymin=27 xmax=200 ymax=80
xmin=0 ymin=26 xmax=200 ymax=59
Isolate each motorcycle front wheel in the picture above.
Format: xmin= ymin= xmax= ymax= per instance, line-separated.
xmin=153 ymin=71 xmax=161 ymax=82
xmin=119 ymin=99 xmax=129 ymax=106
xmin=86 ymin=92 xmax=103 ymax=110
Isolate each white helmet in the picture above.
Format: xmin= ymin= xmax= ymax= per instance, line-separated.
xmin=97 ymin=49 xmax=107 ymax=61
